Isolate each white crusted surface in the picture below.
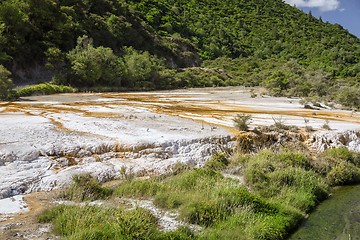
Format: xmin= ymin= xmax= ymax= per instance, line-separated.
xmin=1 ymin=87 xmax=360 ymax=200
xmin=0 ymin=195 xmax=28 ymax=215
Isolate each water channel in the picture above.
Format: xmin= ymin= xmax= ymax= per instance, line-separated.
xmin=289 ymin=184 xmax=360 ymax=240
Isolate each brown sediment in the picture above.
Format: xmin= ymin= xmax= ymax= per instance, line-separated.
xmin=2 ymin=90 xmax=360 ymax=132
xmin=83 ymin=112 xmax=122 ymax=118
xmin=106 ymin=93 xmax=360 ymax=127
xmin=0 ymin=191 xmax=61 ymax=240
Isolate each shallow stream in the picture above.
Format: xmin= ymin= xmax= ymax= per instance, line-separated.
xmin=289 ymin=184 xmax=360 ymax=240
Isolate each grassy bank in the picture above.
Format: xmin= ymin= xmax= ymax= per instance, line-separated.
xmin=0 ymin=82 xmax=75 ymax=100
xmin=16 ymin=83 xmax=75 ymax=97
xmin=38 ymin=146 xmax=360 ymax=240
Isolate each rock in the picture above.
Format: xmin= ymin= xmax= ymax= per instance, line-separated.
xmin=308 ymin=130 xmax=360 ymax=152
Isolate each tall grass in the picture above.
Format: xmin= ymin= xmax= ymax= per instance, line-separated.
xmin=39 ymin=146 xmax=360 ymax=240
xmin=115 ymin=167 xmax=301 ymax=239
xmin=239 ymin=150 xmax=328 ymax=212
xmin=314 ymin=147 xmax=360 ymax=185
xmin=38 ymin=205 xmax=193 ymax=240
xmin=64 ymin=174 xmax=113 ymax=201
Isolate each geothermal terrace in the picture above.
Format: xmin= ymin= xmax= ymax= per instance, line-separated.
xmin=1 ymin=86 xmax=360 ymax=215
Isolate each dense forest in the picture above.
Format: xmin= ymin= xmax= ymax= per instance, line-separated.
xmin=0 ymin=0 xmax=359 ymax=107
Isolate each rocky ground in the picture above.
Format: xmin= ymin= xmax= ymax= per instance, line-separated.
xmin=1 ymin=86 xmax=360 ymax=239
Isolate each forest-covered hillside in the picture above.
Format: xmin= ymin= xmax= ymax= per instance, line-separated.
xmin=0 ymin=0 xmax=359 ymax=107
xmin=129 ymin=0 xmax=360 ymax=76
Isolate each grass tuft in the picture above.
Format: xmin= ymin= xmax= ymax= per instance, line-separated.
xmin=205 ymin=152 xmax=229 ymax=170
xmin=65 ymin=174 xmax=113 ymax=201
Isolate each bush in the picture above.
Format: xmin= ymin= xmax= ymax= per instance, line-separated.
xmin=315 ymin=147 xmax=359 ymax=175
xmin=16 ymin=83 xmax=73 ymax=97
xmin=64 ymin=35 xmax=125 ymax=88
xmin=240 ymin=149 xmax=328 ymax=213
xmin=122 ymin=46 xmax=165 ymax=89
xmin=233 ymin=114 xmax=252 ymax=131
xmin=0 ymin=65 xmax=14 ymax=100
xmin=326 ymin=162 xmax=360 ymax=186
xmin=305 ymin=125 xmax=314 ymax=132
xmin=336 ymin=86 xmax=360 ymax=109
xmin=276 ymin=152 xmax=311 ymax=169
xmin=205 ymin=152 xmax=229 ymax=170
xmin=269 ymin=116 xmax=298 ymax=131
xmin=322 ymin=120 xmax=331 ymax=130
xmin=65 ymin=174 xmax=113 ymax=201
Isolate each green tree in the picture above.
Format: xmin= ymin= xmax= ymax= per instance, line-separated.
xmin=265 ymin=71 xmax=289 ymax=96
xmin=0 ymin=23 xmax=10 ymax=63
xmin=0 ymin=65 xmax=14 ymax=99
xmin=337 ymin=86 xmax=360 ymax=109
xmin=122 ymin=47 xmax=165 ymax=89
xmin=233 ymin=114 xmax=252 ymax=131
xmin=64 ymin=35 xmax=124 ymax=87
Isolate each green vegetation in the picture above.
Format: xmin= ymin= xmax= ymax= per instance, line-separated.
xmin=129 ymin=0 xmax=360 ymax=79
xmin=0 ymin=64 xmax=14 ymax=99
xmin=1 ymin=0 xmax=359 ymax=76
xmin=64 ymin=174 xmax=113 ymax=202
xmin=115 ymin=166 xmax=301 ymax=240
xmin=37 ymin=205 xmax=193 ymax=240
xmin=235 ymin=150 xmax=327 ymax=213
xmin=39 ymin=145 xmax=360 ymax=240
xmin=16 ymin=83 xmax=74 ymax=97
xmin=315 ymin=147 xmax=360 ymax=186
xmin=233 ymin=114 xmax=252 ymax=132
xmin=203 ymin=57 xmax=360 ymax=109
xmin=322 ymin=120 xmax=331 ymax=130
xmin=0 ymin=0 xmax=360 ymax=108
xmin=204 ymin=152 xmax=229 ymax=170
xmin=0 ymin=63 xmax=74 ymax=99
xmin=55 ymin=35 xmax=234 ymax=90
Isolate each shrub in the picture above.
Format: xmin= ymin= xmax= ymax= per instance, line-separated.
xmin=0 ymin=65 xmax=14 ymax=100
xmin=276 ymin=152 xmax=311 ymax=169
xmin=122 ymin=46 xmax=165 ymax=89
xmin=336 ymin=86 xmax=360 ymax=109
xmin=64 ymin=35 xmax=125 ymax=88
xmin=239 ymin=149 xmax=329 ymax=214
xmin=317 ymin=147 xmax=354 ymax=169
xmin=65 ymin=174 xmax=113 ymax=201
xmin=250 ymin=88 xmax=257 ymax=98
xmin=233 ymin=114 xmax=252 ymax=131
xmin=205 ymin=152 xmax=229 ymax=170
xmin=326 ymin=162 xmax=360 ymax=186
xmin=16 ymin=83 xmax=73 ymax=97
xmin=305 ymin=125 xmax=314 ymax=132
xmin=322 ymin=120 xmax=331 ymax=130
xmin=265 ymin=71 xmax=289 ymax=96
xmin=270 ymin=116 xmax=299 ymax=131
